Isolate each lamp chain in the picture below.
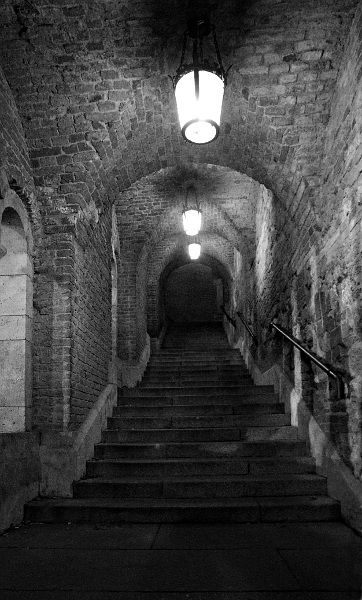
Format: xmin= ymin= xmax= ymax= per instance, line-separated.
xmin=212 ymin=25 xmax=226 ymax=81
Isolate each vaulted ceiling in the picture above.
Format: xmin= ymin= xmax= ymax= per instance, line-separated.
xmin=0 ymin=0 xmax=358 ymax=269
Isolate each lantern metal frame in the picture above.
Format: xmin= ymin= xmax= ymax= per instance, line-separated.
xmin=182 ymin=184 xmax=202 ymax=236
xmin=170 ymin=16 xmax=230 ymax=144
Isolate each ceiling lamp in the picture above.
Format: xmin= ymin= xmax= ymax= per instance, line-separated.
xmin=171 ymin=16 xmax=229 ymax=145
xmin=188 ymin=242 xmax=201 ymax=260
xmin=182 ymin=185 xmax=202 ymax=235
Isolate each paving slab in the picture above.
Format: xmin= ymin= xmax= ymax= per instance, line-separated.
xmin=1 ymin=523 xmax=361 ymax=598
xmin=1 ymin=592 xmax=361 ymax=600
xmin=153 ymin=522 xmax=362 ymax=550
xmin=279 ymin=547 xmax=362 ymax=591
xmin=0 ymin=523 xmax=159 ymax=549
xmin=0 ymin=547 xmax=300 ymax=591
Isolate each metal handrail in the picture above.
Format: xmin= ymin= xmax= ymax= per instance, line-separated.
xmin=220 ymin=305 xmax=236 ymax=328
xmin=236 ymin=311 xmax=258 ymax=346
xmin=270 ymin=321 xmax=349 ymax=400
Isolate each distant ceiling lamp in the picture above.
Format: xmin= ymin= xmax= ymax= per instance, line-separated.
xmin=182 ymin=185 xmax=202 ymax=235
xmin=188 ymin=242 xmax=201 ymax=260
xmin=171 ymin=16 xmax=230 ymax=145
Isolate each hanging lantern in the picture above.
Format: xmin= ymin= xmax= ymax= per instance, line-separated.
xmin=188 ymin=242 xmax=201 ymax=260
xmin=182 ymin=185 xmax=202 ymax=235
xmin=171 ymin=16 xmax=230 ymax=145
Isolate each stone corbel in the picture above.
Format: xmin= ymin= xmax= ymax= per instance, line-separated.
xmin=0 ymin=244 xmax=6 ymax=259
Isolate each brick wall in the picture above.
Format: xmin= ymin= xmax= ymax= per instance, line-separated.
xmin=0 ymin=67 xmax=32 ymax=189
xmin=70 ymin=211 xmax=112 ymax=429
xmin=236 ymin=4 xmax=362 ymax=476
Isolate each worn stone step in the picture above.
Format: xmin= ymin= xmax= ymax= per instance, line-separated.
xmin=107 ymin=414 xmax=290 ymax=430
xmin=148 ymin=360 xmax=245 ymax=367
xmin=139 ymin=381 xmax=254 ymax=390
xmin=87 ymin=458 xmax=250 ymax=478
xmin=122 ymin=385 xmax=275 ymax=397
xmin=73 ymin=473 xmax=328 ymax=499
xmin=113 ymin=403 xmax=285 ymax=417
xmin=145 ymin=366 xmax=248 ymax=373
xmin=102 ymin=425 xmax=298 ymax=444
xmin=142 ymin=373 xmax=250 ymax=381
xmin=140 ymin=377 xmax=253 ymax=386
xmin=144 ymin=364 xmax=249 ymax=372
xmin=102 ymin=427 xmax=241 ymax=444
xmin=94 ymin=439 xmax=308 ymax=460
xmin=118 ymin=391 xmax=278 ymax=405
xmin=86 ymin=456 xmax=316 ymax=479
xmin=24 ymin=496 xmax=341 ymax=524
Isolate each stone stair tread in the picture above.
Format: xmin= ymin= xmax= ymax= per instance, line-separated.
xmin=107 ymin=416 xmax=290 ymax=428
xmin=96 ymin=439 xmax=307 ymax=448
xmin=113 ymin=403 xmax=285 ymax=415
xmin=118 ymin=394 xmax=280 ymax=405
xmin=90 ymin=456 xmax=315 ymax=465
xmin=26 ymin=495 xmax=339 ymax=508
xmin=78 ymin=473 xmax=326 ymax=484
xmin=104 ymin=424 xmax=294 ymax=433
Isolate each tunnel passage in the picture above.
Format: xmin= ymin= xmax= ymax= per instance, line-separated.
xmin=164 ymin=261 xmax=224 ymax=323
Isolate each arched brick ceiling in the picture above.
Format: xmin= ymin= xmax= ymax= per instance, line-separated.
xmin=0 ymin=0 xmax=358 ymax=215
xmin=116 ymin=165 xmax=259 ymax=256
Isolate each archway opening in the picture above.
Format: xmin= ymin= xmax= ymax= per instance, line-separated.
xmin=164 ymin=262 xmax=223 ymax=324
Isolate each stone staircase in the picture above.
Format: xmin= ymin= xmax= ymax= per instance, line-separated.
xmin=26 ymin=322 xmax=340 ymax=524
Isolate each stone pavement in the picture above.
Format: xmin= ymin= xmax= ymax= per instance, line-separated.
xmin=0 ymin=521 xmax=362 ymax=599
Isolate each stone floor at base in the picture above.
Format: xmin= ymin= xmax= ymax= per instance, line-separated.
xmin=0 ymin=521 xmax=362 ymax=599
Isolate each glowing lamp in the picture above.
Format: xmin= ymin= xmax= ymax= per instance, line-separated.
xmin=182 ymin=185 xmax=202 ymax=235
xmin=171 ymin=17 xmax=229 ymax=145
xmin=189 ymin=243 xmax=201 ymax=260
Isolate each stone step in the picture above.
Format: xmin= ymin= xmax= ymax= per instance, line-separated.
xmin=148 ymin=358 xmax=245 ymax=365
xmin=122 ymin=385 xmax=275 ymax=397
xmin=113 ymin=403 xmax=285 ymax=417
xmin=73 ymin=474 xmax=328 ymax=499
xmin=24 ymin=496 xmax=341 ymax=524
xmin=118 ymin=392 xmax=279 ymax=405
xmin=86 ymin=456 xmax=316 ymax=479
xmin=145 ymin=365 xmax=248 ymax=372
xmin=101 ymin=425 xmax=298 ymax=444
xmin=141 ymin=376 xmax=253 ymax=385
xmin=94 ymin=439 xmax=308 ymax=460
xmin=107 ymin=414 xmax=290 ymax=430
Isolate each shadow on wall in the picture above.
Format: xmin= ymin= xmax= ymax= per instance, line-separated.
xmin=165 ymin=262 xmax=222 ymax=322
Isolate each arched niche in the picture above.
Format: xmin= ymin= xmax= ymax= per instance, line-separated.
xmin=0 ymin=193 xmax=33 ymax=432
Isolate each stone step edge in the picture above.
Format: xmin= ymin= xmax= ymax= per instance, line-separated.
xmin=114 ymin=403 xmax=285 ymax=410
xmin=88 ymin=456 xmax=315 ymax=465
xmin=107 ymin=417 xmax=290 ymax=426
xmin=95 ymin=440 xmax=307 ymax=448
xmin=102 ymin=426 xmax=295 ymax=434
xmin=24 ymin=496 xmax=341 ymax=524
xmin=76 ymin=473 xmax=326 ymax=485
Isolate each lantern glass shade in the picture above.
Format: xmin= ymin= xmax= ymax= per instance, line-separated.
xmin=175 ymin=70 xmax=225 ymax=144
xmin=188 ymin=242 xmax=201 ymax=260
xmin=182 ymin=208 xmax=202 ymax=236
